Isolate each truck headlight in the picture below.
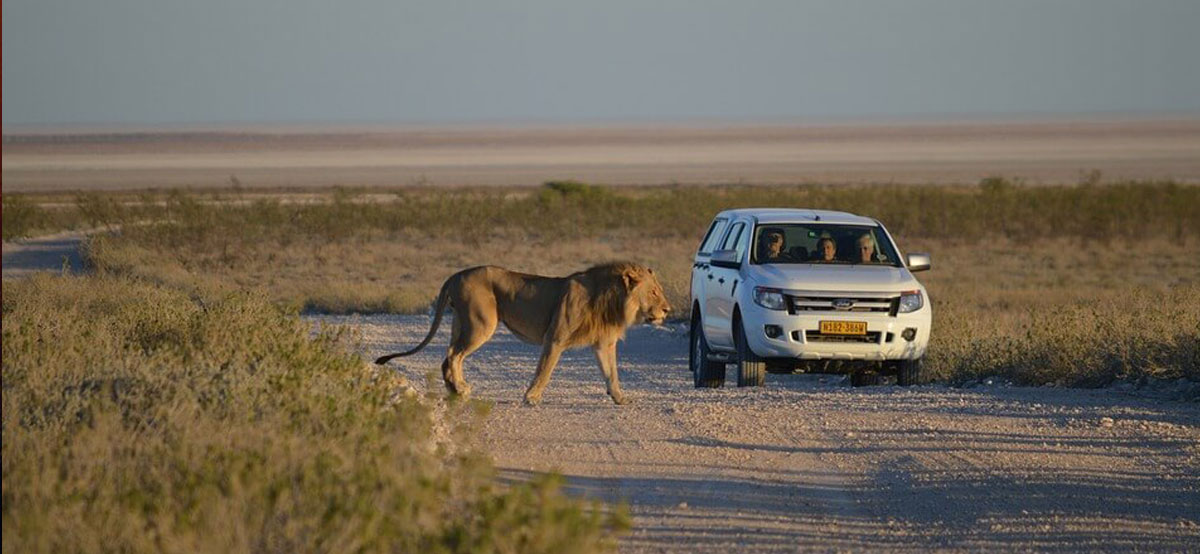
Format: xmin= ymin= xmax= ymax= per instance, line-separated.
xmin=753 ymin=287 xmax=787 ymax=311
xmin=897 ymin=290 xmax=923 ymax=313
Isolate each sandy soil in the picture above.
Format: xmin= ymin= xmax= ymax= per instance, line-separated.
xmin=5 ymin=118 xmax=1200 ymax=191
xmin=310 ymin=314 xmax=1200 ymax=553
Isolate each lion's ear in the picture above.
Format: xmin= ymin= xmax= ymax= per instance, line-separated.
xmin=623 ymin=270 xmax=643 ymax=291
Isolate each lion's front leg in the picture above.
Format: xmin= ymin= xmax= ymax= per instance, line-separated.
xmin=523 ymin=282 xmax=585 ymax=406
xmin=592 ymin=338 xmax=628 ymax=405
xmin=524 ymin=341 xmax=565 ymax=406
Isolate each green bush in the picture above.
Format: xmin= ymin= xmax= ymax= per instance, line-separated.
xmin=10 ymin=181 xmax=1198 ymax=244
xmin=2 ymin=194 xmax=50 ymax=240
xmin=927 ymin=285 xmax=1200 ymax=386
xmin=1 ymin=274 xmax=627 ymax=553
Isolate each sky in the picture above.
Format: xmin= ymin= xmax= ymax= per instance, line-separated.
xmin=4 ymin=0 xmax=1199 ymax=126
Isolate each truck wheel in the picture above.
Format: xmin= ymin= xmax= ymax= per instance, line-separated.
xmin=691 ymin=314 xmax=725 ymax=388
xmin=734 ymin=317 xmax=766 ymax=387
xmin=766 ymin=360 xmax=795 ymax=374
xmin=897 ymin=358 xmax=923 ymax=386
xmin=851 ymin=370 xmax=881 ymax=387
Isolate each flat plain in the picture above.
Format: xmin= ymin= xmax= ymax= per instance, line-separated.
xmin=4 ymin=118 xmax=1200 ymax=191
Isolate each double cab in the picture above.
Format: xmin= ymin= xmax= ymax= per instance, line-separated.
xmin=689 ymin=208 xmax=932 ymax=387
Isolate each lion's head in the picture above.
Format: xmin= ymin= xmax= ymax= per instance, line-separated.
xmin=582 ymin=262 xmax=672 ymax=332
xmin=619 ymin=264 xmax=672 ymax=325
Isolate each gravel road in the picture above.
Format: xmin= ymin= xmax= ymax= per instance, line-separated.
xmin=313 ymin=314 xmax=1200 ymax=553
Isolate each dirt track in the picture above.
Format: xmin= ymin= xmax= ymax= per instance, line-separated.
xmin=316 ymin=314 xmax=1200 ymax=553
xmin=0 ymin=231 xmax=86 ymax=280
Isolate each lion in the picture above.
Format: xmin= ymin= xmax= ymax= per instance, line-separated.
xmin=374 ymin=262 xmax=672 ymax=405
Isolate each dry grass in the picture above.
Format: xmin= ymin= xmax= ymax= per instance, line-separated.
xmin=912 ymin=238 xmax=1199 ymax=385
xmin=6 ymin=179 xmax=1199 ymax=242
xmin=1 ymin=274 xmax=628 ymax=553
xmin=13 ymin=181 xmax=1200 ymax=385
xmin=86 ymin=226 xmax=1199 ymax=387
xmin=84 ymin=227 xmax=695 ymax=314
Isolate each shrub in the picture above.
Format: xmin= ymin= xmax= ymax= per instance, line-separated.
xmin=9 ymin=181 xmax=1199 ymax=244
xmin=2 ymin=194 xmax=50 ymax=240
xmin=1 ymin=274 xmax=627 ymax=553
xmin=926 ymin=285 xmax=1200 ymax=386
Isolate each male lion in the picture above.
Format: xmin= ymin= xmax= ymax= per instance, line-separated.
xmin=375 ymin=262 xmax=671 ymax=405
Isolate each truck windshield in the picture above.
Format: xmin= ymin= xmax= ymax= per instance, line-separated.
xmin=751 ymin=224 xmax=902 ymax=266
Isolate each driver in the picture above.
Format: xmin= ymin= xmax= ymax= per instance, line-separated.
xmin=855 ymin=233 xmax=877 ymax=263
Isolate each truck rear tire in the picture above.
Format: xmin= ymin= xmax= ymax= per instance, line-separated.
xmin=691 ymin=314 xmax=725 ymax=388
xmin=734 ymin=317 xmax=766 ymax=387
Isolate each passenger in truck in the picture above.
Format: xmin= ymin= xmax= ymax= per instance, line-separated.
xmin=757 ymin=227 xmax=788 ymax=262
xmin=855 ymin=233 xmax=879 ymax=263
xmin=812 ymin=237 xmax=837 ymax=262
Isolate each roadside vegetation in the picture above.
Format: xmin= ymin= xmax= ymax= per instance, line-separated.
xmin=6 ymin=178 xmax=1198 ymax=242
xmin=1 ymin=273 xmax=628 ymax=553
xmin=6 ymin=179 xmax=1198 ymax=389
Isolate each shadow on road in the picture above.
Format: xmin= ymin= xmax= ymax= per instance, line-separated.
xmin=2 ymin=234 xmax=86 ymax=278
xmin=499 ymin=460 xmax=1199 ymax=552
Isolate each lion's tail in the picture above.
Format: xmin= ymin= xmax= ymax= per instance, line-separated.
xmin=375 ymin=277 xmax=453 ymax=365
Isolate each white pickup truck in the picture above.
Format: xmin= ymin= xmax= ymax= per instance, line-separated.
xmin=689 ymin=208 xmax=932 ymax=388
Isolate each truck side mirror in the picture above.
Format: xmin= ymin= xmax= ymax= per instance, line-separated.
xmin=906 ymin=253 xmax=931 ymax=272
xmin=710 ymin=249 xmax=741 ymax=269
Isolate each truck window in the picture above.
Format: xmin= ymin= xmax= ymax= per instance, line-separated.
xmin=698 ymin=218 xmax=728 ymax=255
xmin=721 ymin=222 xmax=746 ymax=252
xmin=733 ymin=223 xmax=751 ymax=261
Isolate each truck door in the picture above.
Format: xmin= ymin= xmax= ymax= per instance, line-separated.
xmin=691 ymin=217 xmax=728 ymax=319
xmin=704 ymin=220 xmax=747 ymax=350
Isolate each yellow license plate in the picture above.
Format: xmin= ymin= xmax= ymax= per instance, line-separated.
xmin=819 ymin=321 xmax=867 ymax=335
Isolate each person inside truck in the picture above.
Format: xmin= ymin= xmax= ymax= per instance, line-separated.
xmin=757 ymin=227 xmax=788 ymax=262
xmin=813 ymin=236 xmax=837 ymax=262
xmin=855 ymin=232 xmax=878 ymax=263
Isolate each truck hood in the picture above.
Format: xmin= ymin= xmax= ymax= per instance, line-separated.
xmin=745 ymin=264 xmax=922 ymax=293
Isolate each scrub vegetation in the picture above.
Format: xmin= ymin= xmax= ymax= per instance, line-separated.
xmin=5 ymin=178 xmax=1198 ymax=242
xmin=1 ymin=274 xmax=628 ymax=553
xmin=7 ymin=179 xmax=1200 ymax=387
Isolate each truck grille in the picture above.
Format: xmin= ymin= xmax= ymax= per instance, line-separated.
xmin=801 ymin=330 xmax=883 ymax=344
xmin=787 ymin=294 xmax=899 ymax=316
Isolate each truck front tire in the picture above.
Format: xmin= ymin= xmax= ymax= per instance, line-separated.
xmin=897 ymin=358 xmax=923 ymax=386
xmin=734 ymin=317 xmax=766 ymax=387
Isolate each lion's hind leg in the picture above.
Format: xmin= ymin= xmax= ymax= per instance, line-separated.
xmin=441 ymin=298 xmax=498 ymax=398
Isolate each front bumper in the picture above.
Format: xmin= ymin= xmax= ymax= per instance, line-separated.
xmin=741 ymin=306 xmax=931 ymax=361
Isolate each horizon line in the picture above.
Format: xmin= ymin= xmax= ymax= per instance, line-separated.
xmin=6 ymin=110 xmax=1200 ymax=136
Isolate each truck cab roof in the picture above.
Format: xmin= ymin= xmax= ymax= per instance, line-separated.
xmin=714 ymin=208 xmax=878 ymax=226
